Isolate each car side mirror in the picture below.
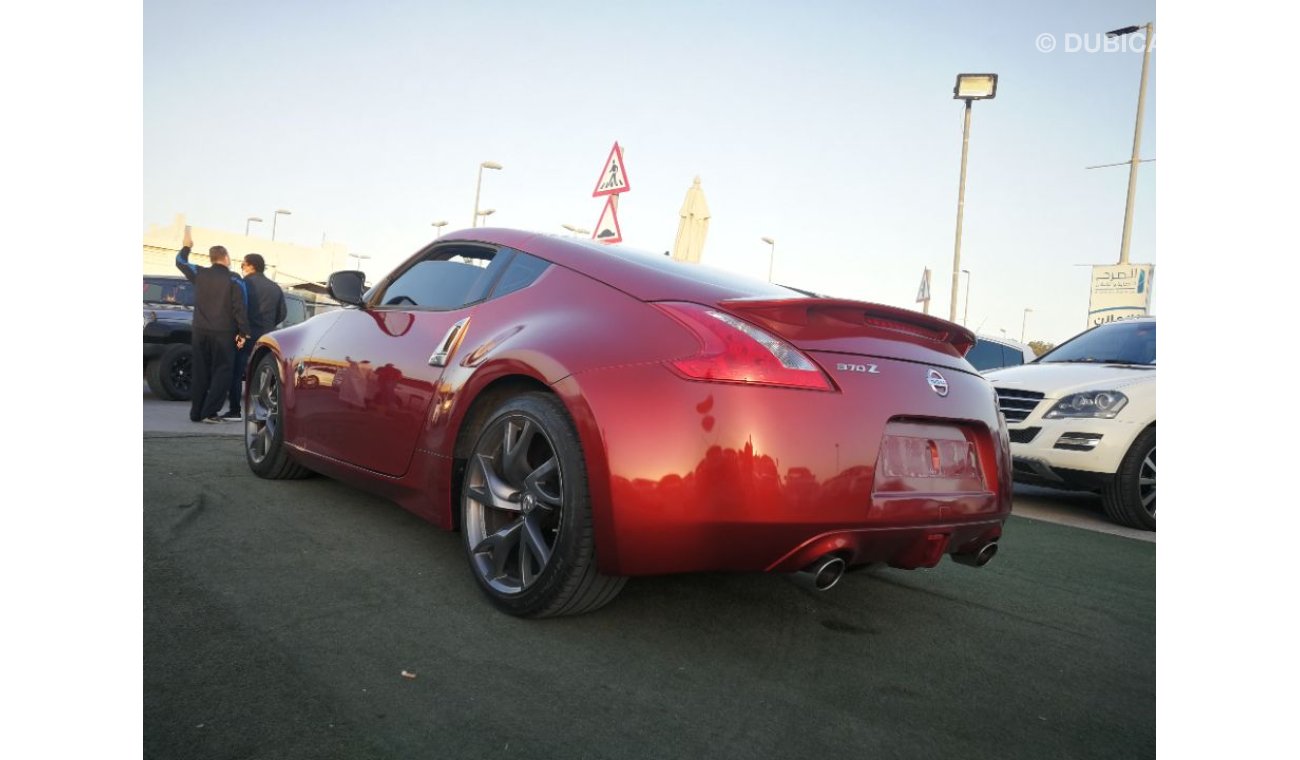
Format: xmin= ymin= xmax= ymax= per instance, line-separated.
xmin=328 ymin=270 xmax=367 ymax=306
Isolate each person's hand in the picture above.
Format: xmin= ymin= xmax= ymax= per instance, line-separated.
xmin=236 ymin=334 xmax=247 ymax=349
xmin=183 ymin=225 xmax=193 ymax=248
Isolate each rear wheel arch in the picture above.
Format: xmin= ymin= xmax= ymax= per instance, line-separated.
xmin=450 ymin=374 xmax=554 ymax=529
xmin=458 ymin=388 xmax=625 ymax=616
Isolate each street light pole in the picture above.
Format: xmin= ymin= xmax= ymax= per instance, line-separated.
xmin=1111 ymin=22 xmax=1154 ymax=265
xmin=272 ymin=209 xmax=292 ymax=241
xmin=961 ymin=269 xmax=972 ymax=326
xmin=431 ymin=220 xmax=448 ymax=238
xmin=349 ymin=252 xmax=371 ymax=270
xmin=245 ymin=216 xmax=263 ymax=236
xmin=950 ymin=100 xmax=973 ymax=324
xmin=1021 ymin=308 xmax=1033 ymax=342
xmin=477 ymin=209 xmax=496 ymax=226
xmin=761 ymin=237 xmax=775 ymax=282
xmin=949 ymin=73 xmax=997 ymax=324
xmin=472 ymin=161 xmax=503 ymax=227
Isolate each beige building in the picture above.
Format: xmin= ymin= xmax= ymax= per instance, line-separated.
xmin=143 ymin=213 xmax=353 ymax=293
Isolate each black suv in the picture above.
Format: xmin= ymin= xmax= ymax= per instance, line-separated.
xmin=143 ymin=275 xmax=313 ymax=401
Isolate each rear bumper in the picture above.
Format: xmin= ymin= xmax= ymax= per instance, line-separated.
xmin=556 ymin=359 xmax=1012 ymax=577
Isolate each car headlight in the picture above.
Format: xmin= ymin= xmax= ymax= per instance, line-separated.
xmin=1043 ymin=391 xmax=1128 ymax=419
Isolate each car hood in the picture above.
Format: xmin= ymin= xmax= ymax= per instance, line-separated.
xmin=985 ymin=362 xmax=1154 ymax=397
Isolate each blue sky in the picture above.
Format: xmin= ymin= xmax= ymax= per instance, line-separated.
xmin=144 ymin=0 xmax=1155 ymax=345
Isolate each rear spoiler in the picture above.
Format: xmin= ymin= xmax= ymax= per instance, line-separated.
xmin=717 ymin=297 xmax=977 ymax=356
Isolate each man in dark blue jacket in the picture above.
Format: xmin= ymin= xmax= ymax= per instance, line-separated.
xmin=221 ymin=253 xmax=286 ymax=419
xmin=175 ymin=226 xmax=251 ymax=423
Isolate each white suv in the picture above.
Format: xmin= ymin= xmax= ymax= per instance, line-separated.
xmin=985 ymin=318 xmax=1156 ymax=530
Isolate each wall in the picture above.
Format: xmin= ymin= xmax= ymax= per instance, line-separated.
xmin=143 ymin=213 xmax=352 ymax=289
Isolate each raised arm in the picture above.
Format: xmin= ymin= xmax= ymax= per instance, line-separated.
xmin=175 ymin=225 xmax=199 ymax=282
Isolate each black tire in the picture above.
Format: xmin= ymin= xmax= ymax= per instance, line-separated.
xmin=145 ymin=344 xmax=193 ymax=401
xmin=1101 ymin=427 xmax=1155 ymax=531
xmin=461 ymin=392 xmax=625 ymax=618
xmin=245 ymin=353 xmax=311 ymax=480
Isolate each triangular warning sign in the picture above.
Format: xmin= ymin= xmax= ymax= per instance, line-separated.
xmin=916 ymin=268 xmax=931 ymax=303
xmin=592 ymin=196 xmax=623 ymax=244
xmin=592 ymin=142 xmax=631 ymax=197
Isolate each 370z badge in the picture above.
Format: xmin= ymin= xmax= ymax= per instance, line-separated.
xmin=836 ymin=362 xmax=880 ymax=374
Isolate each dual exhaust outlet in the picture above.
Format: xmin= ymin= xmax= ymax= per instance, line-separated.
xmin=791 ymin=541 xmax=999 ymax=592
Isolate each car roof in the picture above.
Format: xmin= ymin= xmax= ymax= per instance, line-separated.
xmin=976 ymin=334 xmax=1030 ymax=347
xmin=434 ymin=227 xmax=797 ymax=304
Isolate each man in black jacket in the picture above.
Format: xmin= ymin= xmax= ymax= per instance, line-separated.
xmin=175 ymin=226 xmax=251 ymax=423
xmin=221 ymin=253 xmax=286 ymax=419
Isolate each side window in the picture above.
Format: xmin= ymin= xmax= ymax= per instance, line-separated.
xmin=376 ymin=245 xmax=514 ymax=310
xmin=966 ymin=339 xmax=1002 ymax=370
xmin=490 ymin=252 xmax=550 ymax=299
xmin=143 ymin=279 xmax=193 ymax=306
xmin=283 ymin=296 xmax=308 ymax=326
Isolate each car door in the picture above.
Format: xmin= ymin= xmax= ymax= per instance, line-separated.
xmin=301 ymin=244 xmax=511 ymax=477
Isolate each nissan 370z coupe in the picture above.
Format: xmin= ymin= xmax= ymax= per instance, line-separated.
xmin=243 ymin=229 xmax=1012 ymax=617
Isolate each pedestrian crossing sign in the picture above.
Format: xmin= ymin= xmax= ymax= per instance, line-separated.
xmin=592 ymin=142 xmax=631 ymax=197
xmin=916 ymin=268 xmax=931 ymax=303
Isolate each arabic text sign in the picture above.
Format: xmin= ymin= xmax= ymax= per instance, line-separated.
xmin=1087 ymin=264 xmax=1154 ymax=328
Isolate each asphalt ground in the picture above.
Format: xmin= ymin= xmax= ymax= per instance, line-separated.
xmin=144 ymin=430 xmax=1155 ymax=760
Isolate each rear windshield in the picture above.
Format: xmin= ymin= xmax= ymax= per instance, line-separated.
xmin=571 ymin=240 xmax=803 ymax=298
xmin=144 ymin=278 xmax=193 ymax=306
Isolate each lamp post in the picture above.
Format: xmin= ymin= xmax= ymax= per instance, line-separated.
xmin=271 ymin=208 xmax=292 ymax=241
xmin=431 ymin=220 xmax=449 ymax=238
xmin=949 ymin=73 xmax=997 ymax=323
xmin=349 ymin=252 xmax=371 ymax=270
xmin=562 ymin=224 xmax=590 ymax=237
xmin=472 ymin=161 xmax=503 ymax=227
xmin=245 ymin=216 xmax=263 ymax=236
xmin=1021 ymin=308 xmax=1033 ymax=343
xmin=761 ymin=237 xmax=775 ymax=282
xmin=1107 ymin=22 xmax=1154 ymax=265
xmin=477 ymin=209 xmax=496 ymax=226
xmin=961 ymin=269 xmax=972 ymax=326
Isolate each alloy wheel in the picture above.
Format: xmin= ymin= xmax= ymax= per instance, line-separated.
xmin=1138 ymin=446 xmax=1156 ymax=517
xmin=464 ymin=415 xmax=565 ymax=595
xmin=246 ymin=362 xmax=280 ymax=465
xmin=170 ymin=353 xmax=192 ymax=395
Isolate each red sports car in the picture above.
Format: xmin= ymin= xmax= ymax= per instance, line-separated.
xmin=244 ymin=229 xmax=1011 ymax=617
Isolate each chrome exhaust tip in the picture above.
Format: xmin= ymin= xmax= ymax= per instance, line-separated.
xmin=792 ymin=555 xmax=847 ymax=591
xmin=951 ymin=542 xmax=999 ymax=568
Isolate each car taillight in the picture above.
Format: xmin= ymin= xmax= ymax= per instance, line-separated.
xmin=653 ymin=302 xmax=834 ymax=391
